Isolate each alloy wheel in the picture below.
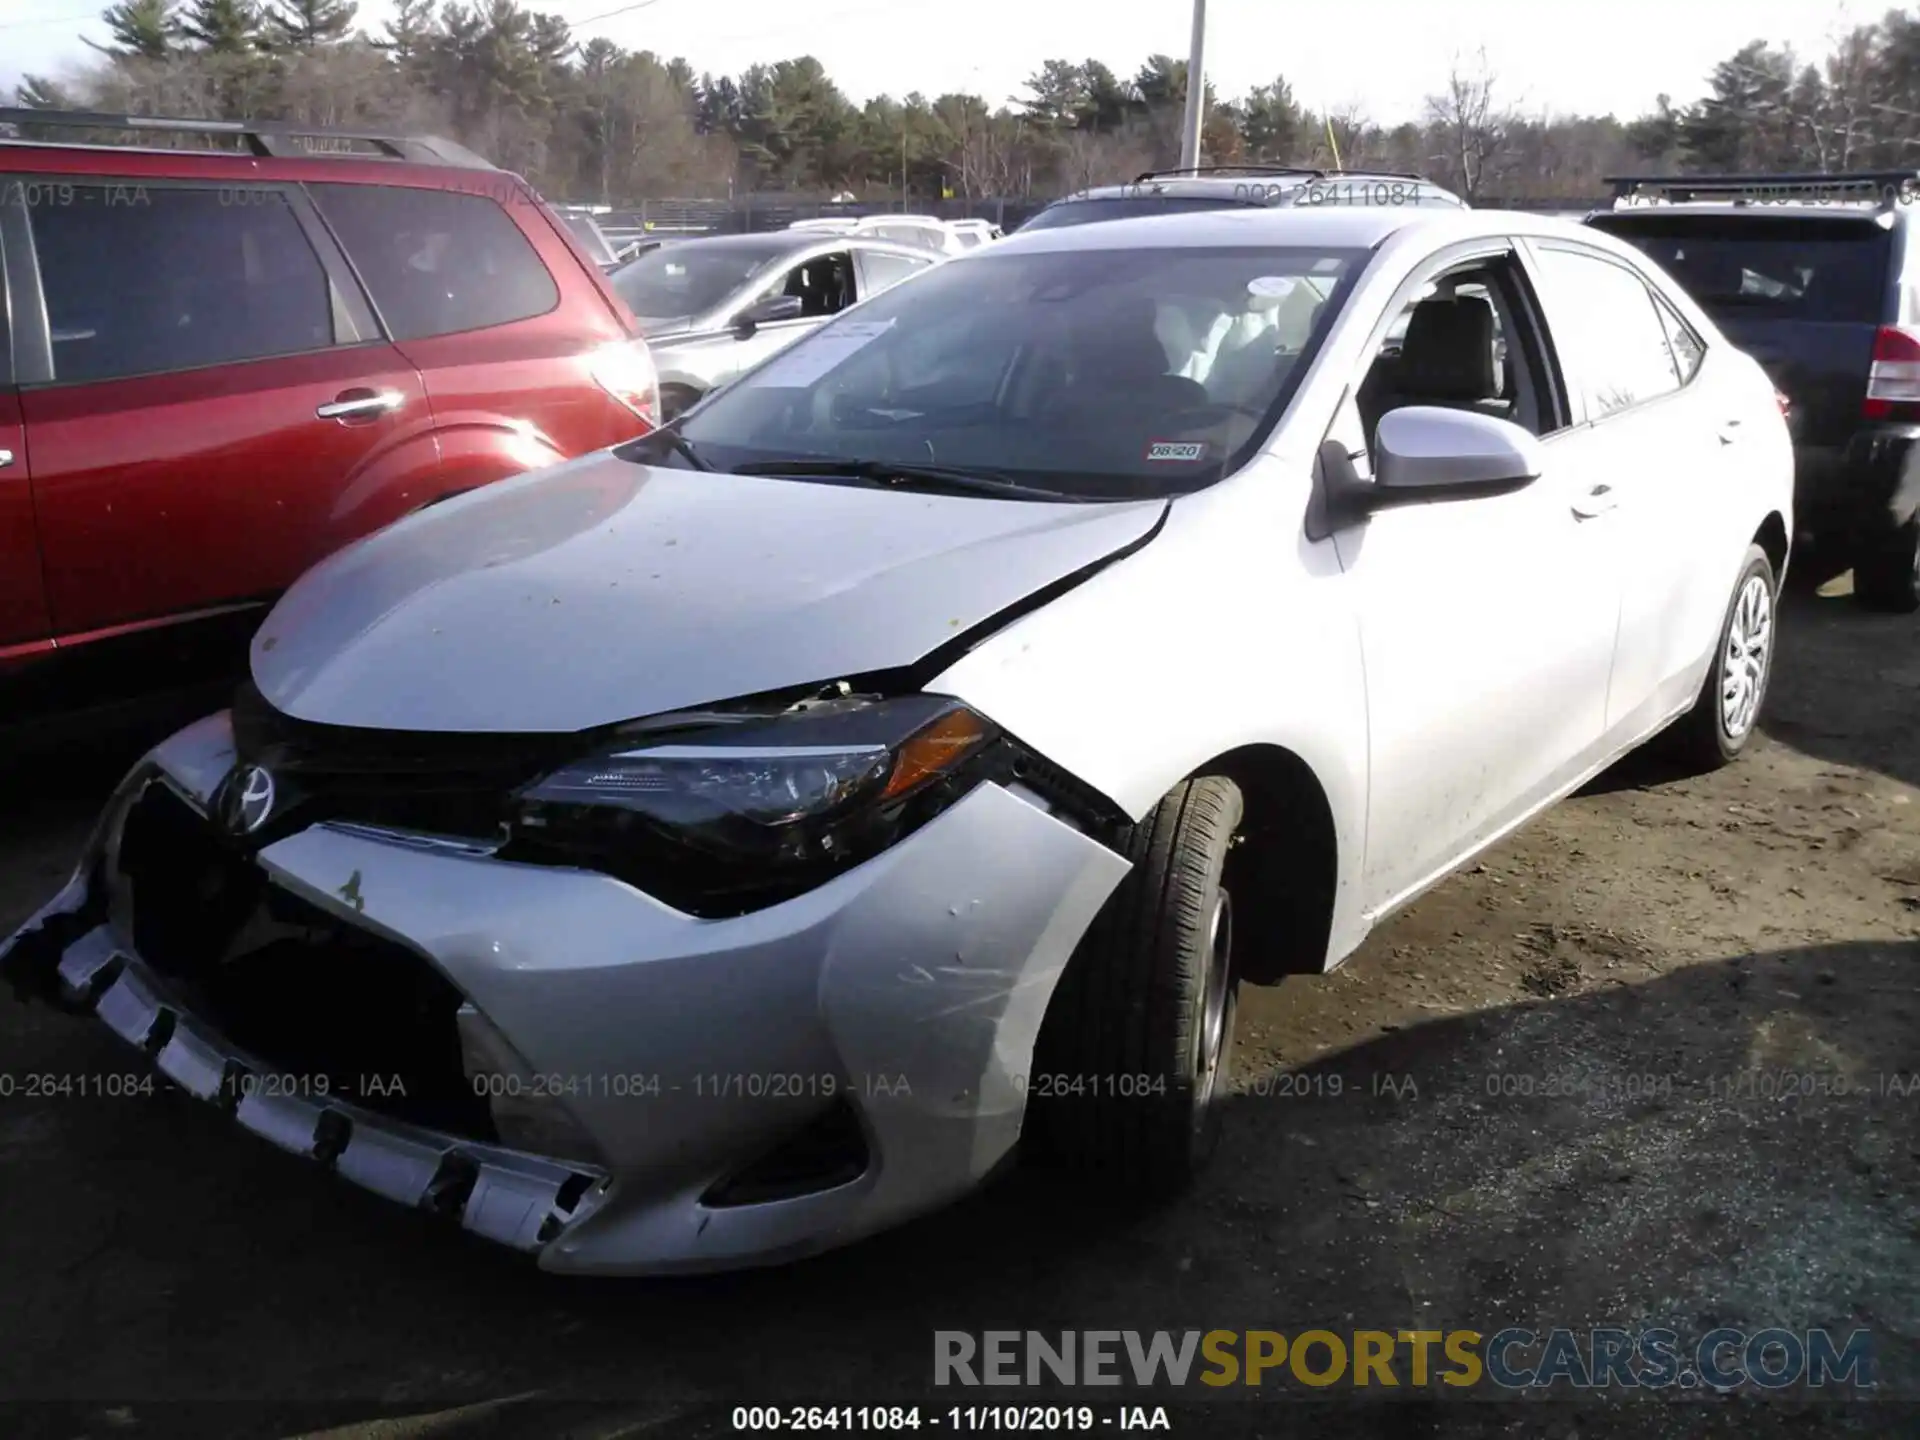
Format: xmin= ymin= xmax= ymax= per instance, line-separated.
xmin=1193 ymin=889 xmax=1234 ymax=1120
xmin=1720 ymin=574 xmax=1773 ymax=740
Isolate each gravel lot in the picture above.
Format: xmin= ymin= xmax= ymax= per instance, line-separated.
xmin=1 ymin=574 xmax=1916 ymax=1439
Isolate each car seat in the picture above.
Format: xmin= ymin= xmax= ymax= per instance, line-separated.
xmin=1360 ymin=294 xmax=1505 ymax=433
xmin=1063 ymin=295 xmax=1210 ymax=411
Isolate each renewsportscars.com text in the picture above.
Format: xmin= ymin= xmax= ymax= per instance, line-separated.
xmin=933 ymin=1328 xmax=1874 ymax=1390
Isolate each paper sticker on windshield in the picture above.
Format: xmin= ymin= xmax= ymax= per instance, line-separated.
xmin=1248 ymin=275 xmax=1298 ymax=299
xmin=752 ymin=319 xmax=895 ymax=388
xmin=1146 ymin=441 xmax=1207 ymax=462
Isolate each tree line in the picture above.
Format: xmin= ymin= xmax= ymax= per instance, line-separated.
xmin=12 ymin=1 xmax=1920 ymax=205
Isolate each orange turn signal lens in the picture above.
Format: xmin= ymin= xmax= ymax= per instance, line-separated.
xmin=882 ymin=707 xmax=992 ymax=800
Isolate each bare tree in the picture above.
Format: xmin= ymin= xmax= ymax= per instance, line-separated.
xmin=1425 ymin=49 xmax=1510 ymax=200
xmin=1049 ymin=123 xmax=1156 ymax=192
xmin=1310 ymin=102 xmax=1376 ymax=170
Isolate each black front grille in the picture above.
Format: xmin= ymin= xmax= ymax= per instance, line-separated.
xmin=229 ymin=683 xmax=573 ymax=840
xmin=117 ymin=780 xmax=496 ymax=1141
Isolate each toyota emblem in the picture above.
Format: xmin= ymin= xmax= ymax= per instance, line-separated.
xmin=227 ymin=764 xmax=277 ymax=834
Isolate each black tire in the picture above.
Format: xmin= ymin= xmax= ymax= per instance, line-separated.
xmin=1024 ymin=775 xmax=1243 ymax=1194
xmin=1659 ymin=544 xmax=1778 ymax=772
xmin=660 ymin=384 xmax=703 ymax=423
xmin=1853 ymin=517 xmax=1920 ymax=614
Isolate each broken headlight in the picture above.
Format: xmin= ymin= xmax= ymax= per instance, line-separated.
xmin=504 ymin=695 xmax=996 ymax=914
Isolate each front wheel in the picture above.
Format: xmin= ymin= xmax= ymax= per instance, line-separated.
xmin=1854 ymin=517 xmax=1920 ymax=614
xmin=1024 ymin=775 xmax=1243 ymax=1194
xmin=1659 ymin=544 xmax=1778 ymax=772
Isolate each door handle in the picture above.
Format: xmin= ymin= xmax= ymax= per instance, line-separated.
xmin=317 ymin=389 xmax=404 ymax=422
xmin=0 ymin=449 xmax=12 ymax=468
xmin=1571 ymin=483 xmax=1619 ymax=519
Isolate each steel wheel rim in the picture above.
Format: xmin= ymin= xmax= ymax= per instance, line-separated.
xmin=1720 ymin=573 xmax=1773 ymax=740
xmin=1194 ymin=890 xmax=1233 ymax=1113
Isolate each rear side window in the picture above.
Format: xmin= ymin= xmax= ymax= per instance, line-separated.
xmin=1589 ymin=216 xmax=1890 ymax=324
xmin=1532 ymin=246 xmax=1683 ymax=420
xmin=28 ymin=184 xmax=334 ymax=384
xmin=312 ymin=184 xmax=558 ymax=340
xmin=1654 ymin=296 xmax=1705 ymax=384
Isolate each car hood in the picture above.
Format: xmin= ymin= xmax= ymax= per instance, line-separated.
xmin=251 ymin=455 xmax=1165 ymax=732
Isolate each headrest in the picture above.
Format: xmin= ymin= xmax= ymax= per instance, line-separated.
xmin=1070 ymin=295 xmax=1172 ymax=380
xmin=1398 ymin=295 xmax=1497 ymax=400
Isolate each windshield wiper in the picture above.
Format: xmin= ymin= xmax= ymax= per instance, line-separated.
xmin=730 ymin=458 xmax=1083 ymax=501
xmin=621 ymin=423 xmax=711 ymax=470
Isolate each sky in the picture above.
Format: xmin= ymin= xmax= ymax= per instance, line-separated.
xmin=0 ymin=0 xmax=1875 ymax=125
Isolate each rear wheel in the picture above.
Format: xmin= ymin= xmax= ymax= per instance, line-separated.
xmin=1659 ymin=544 xmax=1777 ymax=772
xmin=1854 ymin=517 xmax=1920 ymax=614
xmin=1024 ymin=775 xmax=1243 ymax=1194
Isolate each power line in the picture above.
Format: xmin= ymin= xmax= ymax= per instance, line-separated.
xmin=0 ymin=8 xmax=102 ymax=31
xmin=567 ymin=0 xmax=668 ymax=31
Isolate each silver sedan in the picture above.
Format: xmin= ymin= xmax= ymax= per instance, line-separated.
xmin=2 ymin=202 xmax=1792 ymax=1276
xmin=611 ymin=231 xmax=939 ymax=420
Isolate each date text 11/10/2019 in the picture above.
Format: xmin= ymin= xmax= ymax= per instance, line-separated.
xmin=730 ymin=1406 xmax=1173 ymax=1431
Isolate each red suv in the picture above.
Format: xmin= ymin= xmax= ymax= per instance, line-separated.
xmin=0 ymin=110 xmax=659 ymax=740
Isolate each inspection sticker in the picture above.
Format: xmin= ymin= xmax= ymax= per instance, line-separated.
xmin=752 ymin=319 xmax=895 ymax=387
xmin=1145 ymin=441 xmax=1207 ymax=462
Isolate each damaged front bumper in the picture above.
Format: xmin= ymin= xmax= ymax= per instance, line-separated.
xmin=1 ymin=712 xmax=1130 ymax=1274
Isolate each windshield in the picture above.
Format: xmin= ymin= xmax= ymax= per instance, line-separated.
xmin=610 ymin=239 xmax=796 ymax=322
xmin=672 ymin=244 xmax=1366 ymax=500
xmin=1590 ymin=216 xmax=1890 ymax=323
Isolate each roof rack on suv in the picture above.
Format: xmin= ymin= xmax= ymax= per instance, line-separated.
xmin=1132 ymin=165 xmax=1434 ymax=184
xmin=0 ymin=108 xmax=497 ymax=169
xmin=1134 ymin=165 xmax=1320 ymax=181
xmin=1606 ymin=171 xmax=1920 ymax=208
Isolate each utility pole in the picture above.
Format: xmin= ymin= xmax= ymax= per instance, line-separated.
xmin=1178 ymin=0 xmax=1207 ymax=169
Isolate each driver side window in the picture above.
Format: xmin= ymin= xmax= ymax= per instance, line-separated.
xmin=1355 ymin=254 xmax=1559 ymax=449
xmin=766 ymin=251 xmax=857 ymax=320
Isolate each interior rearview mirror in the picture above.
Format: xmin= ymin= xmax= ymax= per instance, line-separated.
xmin=736 ymin=294 xmax=805 ymax=335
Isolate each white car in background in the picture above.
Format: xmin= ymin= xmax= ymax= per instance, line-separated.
xmin=3 ymin=203 xmax=1792 ymax=1276
xmin=849 ymin=213 xmax=972 ymax=257
xmin=792 ymin=214 xmax=989 ymax=255
xmin=610 ymin=229 xmax=938 ymax=419
xmin=947 ymin=218 xmax=1003 ymax=248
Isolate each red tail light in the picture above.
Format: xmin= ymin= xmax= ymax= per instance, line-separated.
xmin=1864 ymin=325 xmax=1920 ymax=421
xmin=1774 ymin=390 xmax=1791 ymax=417
xmin=589 ymin=338 xmax=659 ymax=432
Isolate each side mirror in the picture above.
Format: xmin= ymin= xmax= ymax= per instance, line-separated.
xmin=1312 ymin=406 xmax=1541 ymax=538
xmin=1374 ymin=406 xmax=1542 ymax=498
xmin=735 ymin=293 xmax=805 ymax=336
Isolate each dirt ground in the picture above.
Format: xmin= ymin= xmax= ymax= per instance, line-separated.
xmin=1 ymin=574 xmax=1916 ymax=1439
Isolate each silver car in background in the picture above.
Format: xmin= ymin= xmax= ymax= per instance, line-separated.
xmin=611 ymin=231 xmax=940 ymax=419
